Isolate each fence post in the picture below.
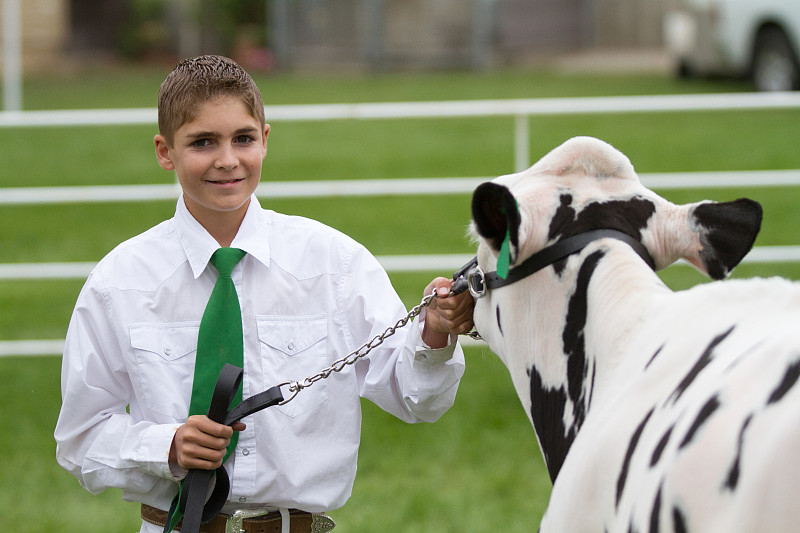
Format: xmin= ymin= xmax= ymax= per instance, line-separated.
xmin=2 ymin=0 xmax=22 ymax=111
xmin=514 ymin=113 xmax=529 ymax=172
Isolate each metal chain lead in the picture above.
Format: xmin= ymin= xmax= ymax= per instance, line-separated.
xmin=279 ymin=292 xmax=481 ymax=405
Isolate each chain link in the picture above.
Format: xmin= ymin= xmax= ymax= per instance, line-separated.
xmin=279 ymin=292 xmax=480 ymax=405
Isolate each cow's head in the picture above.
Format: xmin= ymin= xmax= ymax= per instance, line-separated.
xmin=468 ymin=136 xmax=762 ymax=480
xmin=472 ymin=136 xmax=762 ymax=284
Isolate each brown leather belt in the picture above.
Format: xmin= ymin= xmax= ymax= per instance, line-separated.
xmin=141 ymin=503 xmax=332 ymax=533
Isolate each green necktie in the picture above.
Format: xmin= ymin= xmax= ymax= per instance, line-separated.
xmin=190 ymin=247 xmax=247 ymax=446
xmin=166 ymin=247 xmax=246 ymax=532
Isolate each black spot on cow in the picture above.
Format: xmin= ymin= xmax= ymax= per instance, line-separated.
xmin=650 ymin=424 xmax=674 ymax=468
xmin=495 ymin=305 xmax=503 ymax=336
xmin=528 ymin=366 xmax=573 ymax=482
xmin=531 ymin=247 xmax=624 ymax=484
xmin=672 ymin=505 xmax=688 ymax=533
xmin=723 ymin=414 xmax=753 ymax=491
xmin=550 ymin=194 xmax=576 ymax=276
xmin=767 ymin=359 xmax=800 ymax=405
xmin=552 ymin=256 xmax=569 ymax=277
xmin=645 ymin=345 xmax=666 ymax=370
xmin=670 ymin=327 xmax=734 ymax=403
xmin=549 ymin=196 xmax=656 ymax=242
xmin=548 ymin=193 xmax=576 ymax=240
xmin=649 ymin=483 xmax=663 ymax=533
xmin=587 ymin=359 xmax=597 ymax=412
xmin=679 ymin=395 xmax=721 ymax=449
xmin=547 ymin=195 xmax=655 ymax=276
xmin=563 ymin=250 xmax=605 ymax=437
xmin=617 ymin=407 xmax=655 ymax=508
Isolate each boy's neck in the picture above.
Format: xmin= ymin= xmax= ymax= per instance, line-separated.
xmin=185 ymin=198 xmax=249 ymax=247
xmin=208 ymin=221 xmax=241 ymax=248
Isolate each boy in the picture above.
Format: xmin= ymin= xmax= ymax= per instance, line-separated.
xmin=54 ymin=55 xmax=473 ymax=533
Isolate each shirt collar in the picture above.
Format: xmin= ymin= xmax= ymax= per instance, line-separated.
xmin=175 ymin=194 xmax=271 ymax=279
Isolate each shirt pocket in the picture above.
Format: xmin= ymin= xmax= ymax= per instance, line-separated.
xmin=256 ymin=314 xmax=328 ymax=418
xmin=129 ymin=322 xmax=199 ymax=418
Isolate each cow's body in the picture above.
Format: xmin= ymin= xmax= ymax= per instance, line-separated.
xmin=469 ymin=136 xmax=800 ymax=532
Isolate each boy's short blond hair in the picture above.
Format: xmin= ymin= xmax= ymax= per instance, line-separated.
xmin=157 ymin=55 xmax=265 ymax=146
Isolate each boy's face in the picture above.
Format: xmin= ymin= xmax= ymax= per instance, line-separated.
xmin=155 ymin=95 xmax=269 ymax=232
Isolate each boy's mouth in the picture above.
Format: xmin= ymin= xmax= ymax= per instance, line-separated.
xmin=207 ymin=178 xmax=245 ymax=184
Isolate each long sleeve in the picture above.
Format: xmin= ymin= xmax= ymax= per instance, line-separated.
xmin=343 ymin=245 xmax=465 ymax=423
xmin=55 ymin=274 xmax=179 ymax=501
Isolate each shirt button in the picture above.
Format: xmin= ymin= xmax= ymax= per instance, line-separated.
xmin=287 ymin=342 xmax=295 ymax=351
xmin=242 ymin=448 xmax=250 ymax=456
xmin=239 ymin=496 xmax=247 ymax=503
xmin=164 ymin=348 xmax=172 ymax=356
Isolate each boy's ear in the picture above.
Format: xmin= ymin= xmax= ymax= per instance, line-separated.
xmin=262 ymin=124 xmax=270 ymax=158
xmin=154 ymin=134 xmax=175 ymax=171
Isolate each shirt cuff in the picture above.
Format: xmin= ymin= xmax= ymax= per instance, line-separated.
xmin=415 ymin=340 xmax=458 ymax=365
xmin=416 ymin=306 xmax=458 ymax=360
xmin=139 ymin=423 xmax=186 ymax=481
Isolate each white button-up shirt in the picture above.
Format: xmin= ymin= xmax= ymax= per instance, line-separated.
xmin=55 ymin=195 xmax=465 ymax=520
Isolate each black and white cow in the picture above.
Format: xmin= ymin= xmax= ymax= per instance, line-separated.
xmin=468 ymin=136 xmax=800 ymax=532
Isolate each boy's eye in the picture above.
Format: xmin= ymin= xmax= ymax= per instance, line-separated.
xmin=191 ymin=139 xmax=211 ymax=148
xmin=235 ymin=135 xmax=254 ymax=144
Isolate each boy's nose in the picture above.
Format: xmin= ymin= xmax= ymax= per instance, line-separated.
xmin=215 ymin=145 xmax=239 ymax=170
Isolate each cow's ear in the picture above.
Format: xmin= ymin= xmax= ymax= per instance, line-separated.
xmin=681 ymin=198 xmax=763 ymax=280
xmin=472 ymin=182 xmax=521 ymax=266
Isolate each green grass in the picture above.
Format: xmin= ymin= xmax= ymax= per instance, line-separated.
xmin=2 ymin=65 xmax=799 ymax=532
xmin=20 ymin=65 xmax=750 ymax=110
xmin=0 ymin=356 xmax=140 ymax=531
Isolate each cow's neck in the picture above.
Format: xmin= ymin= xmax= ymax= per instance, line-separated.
xmin=517 ymin=240 xmax=668 ymax=482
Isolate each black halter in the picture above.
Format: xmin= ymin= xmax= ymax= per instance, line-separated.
xmin=464 ymin=229 xmax=656 ymax=298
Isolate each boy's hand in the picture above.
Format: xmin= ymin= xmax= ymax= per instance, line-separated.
xmin=421 ymin=277 xmax=475 ymax=349
xmin=170 ymin=415 xmax=246 ymax=471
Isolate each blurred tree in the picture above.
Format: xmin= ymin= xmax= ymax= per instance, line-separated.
xmin=110 ymin=0 xmax=268 ymax=65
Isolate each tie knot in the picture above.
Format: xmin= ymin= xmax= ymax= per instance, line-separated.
xmin=210 ymin=247 xmax=246 ymax=278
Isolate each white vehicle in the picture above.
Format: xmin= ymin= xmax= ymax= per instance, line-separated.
xmin=665 ymin=0 xmax=800 ymax=91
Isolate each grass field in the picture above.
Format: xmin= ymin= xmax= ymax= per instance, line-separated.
xmin=2 ymin=64 xmax=799 ymax=532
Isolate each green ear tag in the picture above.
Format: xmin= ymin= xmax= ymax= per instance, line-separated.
xmin=497 ymin=226 xmax=511 ymax=279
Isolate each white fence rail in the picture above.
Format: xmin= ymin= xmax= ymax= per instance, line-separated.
xmin=3 ymin=92 xmax=800 ymax=356
xmin=5 ymin=92 xmax=800 ymax=126
xmin=4 ymin=170 xmax=800 ymax=206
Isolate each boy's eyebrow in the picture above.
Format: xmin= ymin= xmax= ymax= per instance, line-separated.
xmin=233 ymin=127 xmax=260 ymax=136
xmin=186 ymin=126 xmax=260 ymax=139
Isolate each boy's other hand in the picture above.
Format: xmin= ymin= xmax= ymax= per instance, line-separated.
xmin=170 ymin=415 xmax=246 ymax=471
xmin=421 ymin=277 xmax=475 ymax=349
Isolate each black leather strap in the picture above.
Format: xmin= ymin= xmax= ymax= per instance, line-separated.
xmin=224 ymin=384 xmax=285 ymax=426
xmin=483 ymin=229 xmax=655 ymax=290
xmin=166 ymin=364 xmax=285 ymax=533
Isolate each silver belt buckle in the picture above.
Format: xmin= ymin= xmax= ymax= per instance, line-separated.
xmin=311 ymin=513 xmax=336 ymax=532
xmin=225 ymin=508 xmax=273 ymax=533
xmin=225 ymin=508 xmax=336 ymax=533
